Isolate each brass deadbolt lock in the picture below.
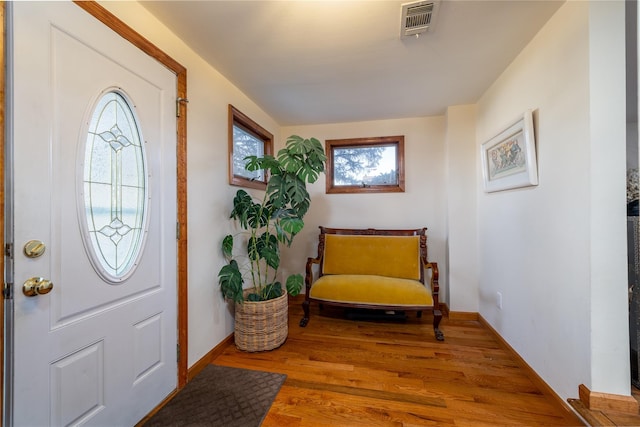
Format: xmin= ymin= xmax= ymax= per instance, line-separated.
xmin=23 ymin=240 xmax=46 ymax=258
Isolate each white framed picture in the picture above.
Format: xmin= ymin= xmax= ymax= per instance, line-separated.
xmin=481 ymin=110 xmax=538 ymax=193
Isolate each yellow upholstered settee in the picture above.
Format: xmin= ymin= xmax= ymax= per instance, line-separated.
xmin=300 ymin=226 xmax=444 ymax=341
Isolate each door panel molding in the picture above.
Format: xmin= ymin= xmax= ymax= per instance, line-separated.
xmin=72 ymin=1 xmax=188 ymax=390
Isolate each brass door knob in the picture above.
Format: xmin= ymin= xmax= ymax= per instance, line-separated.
xmin=22 ymin=277 xmax=54 ymax=297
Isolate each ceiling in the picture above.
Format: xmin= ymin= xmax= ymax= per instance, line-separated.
xmin=141 ymin=1 xmax=563 ymax=126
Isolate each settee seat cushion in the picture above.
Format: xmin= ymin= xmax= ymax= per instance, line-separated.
xmin=309 ymin=274 xmax=433 ymax=307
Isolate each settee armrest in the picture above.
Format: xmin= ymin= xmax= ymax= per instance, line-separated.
xmin=424 ymin=259 xmax=444 ymax=340
xmin=424 ymin=260 xmax=440 ymax=306
xmin=301 ymin=256 xmax=321 ymax=327
xmin=305 ymin=256 xmax=321 ymax=295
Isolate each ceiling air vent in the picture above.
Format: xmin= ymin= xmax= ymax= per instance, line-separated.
xmin=400 ymin=0 xmax=439 ymax=39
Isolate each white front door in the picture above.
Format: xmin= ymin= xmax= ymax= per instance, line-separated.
xmin=9 ymin=2 xmax=178 ymax=425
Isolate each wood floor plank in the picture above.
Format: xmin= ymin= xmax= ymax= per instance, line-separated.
xmin=268 ymin=386 xmax=455 ymax=427
xmin=213 ymin=296 xmax=584 ymax=426
xmin=569 ymin=393 xmax=640 ymax=426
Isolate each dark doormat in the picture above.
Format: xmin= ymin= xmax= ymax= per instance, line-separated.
xmin=144 ymin=364 xmax=286 ymax=427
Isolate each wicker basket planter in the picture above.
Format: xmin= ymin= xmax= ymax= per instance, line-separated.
xmin=234 ymin=290 xmax=288 ymax=352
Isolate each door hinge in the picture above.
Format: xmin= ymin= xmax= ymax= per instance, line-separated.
xmin=177 ymin=344 xmax=180 ymax=362
xmin=176 ymin=97 xmax=189 ymax=118
xmin=176 ymin=222 xmax=181 ymax=240
xmin=5 ymin=243 xmax=13 ymax=259
xmin=3 ymin=282 xmax=13 ymax=299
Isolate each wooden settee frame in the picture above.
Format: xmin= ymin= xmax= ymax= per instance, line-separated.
xmin=300 ymin=226 xmax=444 ymax=341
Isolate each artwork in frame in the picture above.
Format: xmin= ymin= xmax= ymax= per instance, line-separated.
xmin=481 ymin=110 xmax=538 ymax=193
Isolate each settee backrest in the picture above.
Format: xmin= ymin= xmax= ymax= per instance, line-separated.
xmin=321 ymin=234 xmax=422 ymax=280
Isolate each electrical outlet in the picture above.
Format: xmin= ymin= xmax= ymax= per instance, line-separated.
xmin=497 ymin=292 xmax=503 ymax=310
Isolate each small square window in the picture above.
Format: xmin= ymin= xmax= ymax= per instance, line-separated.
xmin=228 ymin=105 xmax=273 ymax=189
xmin=326 ymin=136 xmax=405 ymax=194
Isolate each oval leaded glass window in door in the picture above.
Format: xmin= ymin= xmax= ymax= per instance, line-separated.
xmin=80 ymin=90 xmax=149 ymax=283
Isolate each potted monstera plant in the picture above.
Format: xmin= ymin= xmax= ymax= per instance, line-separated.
xmin=218 ymin=135 xmax=326 ymax=351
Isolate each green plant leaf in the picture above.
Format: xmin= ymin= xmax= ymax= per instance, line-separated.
xmin=246 ymin=292 xmax=261 ymax=302
xmin=245 ymin=154 xmax=280 ymax=174
xmin=277 ymin=135 xmax=326 ymax=179
xmin=292 ymin=198 xmax=310 ymax=219
xmin=285 ymin=135 xmax=317 ymax=155
xmin=280 ymin=175 xmax=310 ymax=218
xmin=218 ymin=260 xmax=244 ymax=304
xmin=278 ymin=151 xmax=304 ymax=174
xmin=222 ymin=234 xmax=233 ymax=258
xmin=259 ymin=233 xmax=280 ymax=269
xmin=280 ymin=216 xmax=304 ymax=234
xmin=262 ymin=281 xmax=283 ymax=300
xmin=297 ymin=161 xmax=321 ymax=184
xmin=231 ymin=189 xmax=269 ymax=229
xmin=288 ymin=175 xmax=308 ymax=204
xmin=281 ymin=174 xmax=307 ymax=203
xmin=261 ymin=246 xmax=279 ymax=270
xmin=308 ymin=137 xmax=325 ymax=153
xmin=286 ymin=274 xmax=303 ymax=297
xmin=244 ymin=155 xmax=261 ymax=171
xmin=285 ymin=135 xmax=305 ymax=151
xmin=270 ymin=209 xmax=295 ymax=245
xmin=229 ymin=190 xmax=253 ymax=228
xmin=266 ymin=174 xmax=288 ymax=209
xmin=267 ymin=172 xmax=311 ymax=216
xmin=247 ymin=233 xmax=279 ymax=269
xmin=278 ymin=150 xmax=316 ymax=182
xmin=279 ymin=217 xmax=304 ymax=246
xmin=247 ymin=235 xmax=260 ymax=261
xmin=256 ymin=203 xmax=273 ymax=228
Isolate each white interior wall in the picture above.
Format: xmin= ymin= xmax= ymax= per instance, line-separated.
xmin=476 ymin=1 xmax=628 ymax=399
xmin=627 ymin=0 xmax=638 ymax=172
xmin=445 ymin=105 xmax=479 ymax=312
xmin=281 ymin=118 xmax=448 ymax=303
xmin=98 ymin=1 xmax=282 ymax=368
xmin=588 ymin=0 xmax=628 ymax=396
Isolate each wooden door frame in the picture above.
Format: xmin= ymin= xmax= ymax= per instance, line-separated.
xmin=0 ymin=5 xmax=189 ymax=422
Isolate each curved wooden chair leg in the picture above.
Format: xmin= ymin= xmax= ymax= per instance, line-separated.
xmin=300 ymin=300 xmax=310 ymax=327
xmin=433 ymin=309 xmax=444 ymax=341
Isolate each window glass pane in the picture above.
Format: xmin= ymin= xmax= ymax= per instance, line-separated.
xmin=333 ymin=145 xmax=397 ymax=186
xmin=233 ymin=124 xmax=265 ymax=181
xmin=326 ymin=136 xmax=405 ymax=194
xmin=82 ymin=91 xmax=148 ymax=282
xmin=228 ymin=105 xmax=273 ymax=189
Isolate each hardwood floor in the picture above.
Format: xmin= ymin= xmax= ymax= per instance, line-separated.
xmin=212 ymin=297 xmax=584 ymax=426
xmin=569 ymin=387 xmax=640 ymax=426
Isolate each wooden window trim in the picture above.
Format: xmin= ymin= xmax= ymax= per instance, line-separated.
xmin=228 ymin=105 xmax=273 ymax=190
xmin=326 ymin=135 xmax=405 ymax=194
